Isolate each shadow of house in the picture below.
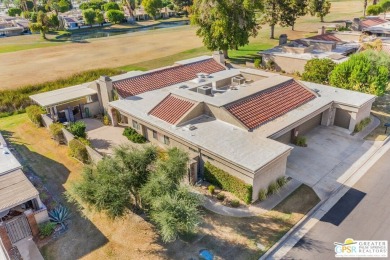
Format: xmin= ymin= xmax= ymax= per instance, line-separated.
xmin=2 ymin=130 xmax=109 ymax=259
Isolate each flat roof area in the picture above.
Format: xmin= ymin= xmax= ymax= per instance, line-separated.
xmin=0 ymin=169 xmax=39 ymax=211
xmin=0 ymin=146 xmax=22 ymax=175
xmin=30 ymin=83 xmax=97 ymax=107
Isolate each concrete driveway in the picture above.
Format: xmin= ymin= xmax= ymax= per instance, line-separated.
xmin=286 ymin=126 xmax=378 ymax=199
xmin=82 ymin=119 xmax=144 ymax=156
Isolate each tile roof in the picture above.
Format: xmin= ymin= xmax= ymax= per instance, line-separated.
xmin=307 ymin=34 xmax=342 ymax=42
xmin=149 ymin=95 xmax=195 ymax=124
xmin=225 ymin=80 xmax=316 ymax=130
xmin=360 ymin=17 xmax=387 ymax=28
xmin=113 ymin=58 xmax=225 ymax=97
xmin=381 ymin=44 xmax=390 ymax=55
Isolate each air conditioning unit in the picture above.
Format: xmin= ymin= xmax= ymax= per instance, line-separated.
xmin=232 ymin=76 xmax=245 ymax=85
xmin=197 ymin=85 xmax=212 ymax=95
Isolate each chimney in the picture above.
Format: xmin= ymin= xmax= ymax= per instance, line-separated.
xmin=318 ymin=26 xmax=326 ymax=35
xmin=213 ymin=50 xmax=225 ymax=64
xmin=97 ymin=75 xmax=113 ymax=114
xmin=279 ymin=34 xmax=288 ymax=45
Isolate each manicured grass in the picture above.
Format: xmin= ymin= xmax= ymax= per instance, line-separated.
xmin=366 ymin=89 xmax=390 ymax=141
xmin=0 ymin=41 xmax=64 ymax=54
xmin=228 ymin=42 xmax=276 ymax=64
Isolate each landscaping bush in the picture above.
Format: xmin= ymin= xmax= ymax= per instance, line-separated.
xmin=68 ymin=121 xmax=87 ymax=138
xmin=204 ymin=162 xmax=252 ymax=204
xmin=258 ymin=189 xmax=267 ymax=201
xmin=208 ymin=185 xmax=215 ymax=195
xmin=123 ymin=127 xmax=147 ymax=143
xmin=295 ymin=136 xmax=307 ymax=147
xmin=354 ymin=117 xmax=371 ymax=133
xmin=254 ymin=58 xmax=262 ymax=68
xmin=39 ymin=222 xmax=56 ymax=237
xmin=230 ymin=200 xmax=240 ymax=208
xmin=216 ymin=193 xmax=225 ymax=201
xmin=26 ymin=105 xmax=43 ymax=126
xmin=103 ymin=115 xmax=110 ymax=125
xmin=49 ymin=123 xmax=64 ymax=143
xmin=277 ymin=176 xmax=288 ymax=188
xmin=0 ymin=68 xmax=122 ymax=116
xmin=267 ymin=181 xmax=280 ymax=196
xmin=69 ymin=139 xmax=89 ymax=163
xmin=78 ymin=137 xmax=91 ymax=146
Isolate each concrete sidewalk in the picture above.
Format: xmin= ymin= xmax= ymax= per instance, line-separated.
xmin=200 ymin=179 xmax=302 ymax=217
xmin=14 ymin=236 xmax=44 ymax=260
xmin=260 ymin=136 xmax=390 ymax=260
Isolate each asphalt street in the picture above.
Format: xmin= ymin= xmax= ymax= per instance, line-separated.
xmin=284 ymin=148 xmax=390 ymax=260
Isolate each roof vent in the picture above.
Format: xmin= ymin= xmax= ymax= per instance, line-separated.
xmin=179 ymin=85 xmax=189 ymax=89
xmin=313 ymin=88 xmax=320 ymax=93
xmin=232 ymin=76 xmax=245 ymax=86
xmin=197 ymin=85 xmax=212 ymax=95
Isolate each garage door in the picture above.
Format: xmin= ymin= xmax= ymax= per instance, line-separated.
xmin=298 ymin=113 xmax=322 ymax=135
xmin=275 ymin=131 xmax=292 ymax=144
xmin=334 ymin=108 xmax=351 ymax=129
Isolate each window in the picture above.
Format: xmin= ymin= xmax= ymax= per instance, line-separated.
xmin=86 ymin=95 xmax=93 ymax=103
xmin=153 ymin=130 xmax=157 ymax=139
xmin=163 ymin=135 xmax=170 ymax=145
xmin=132 ymin=120 xmax=139 ymax=130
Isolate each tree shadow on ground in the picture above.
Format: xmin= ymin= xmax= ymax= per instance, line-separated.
xmin=229 ymin=53 xmax=261 ymax=64
xmin=1 ymin=130 xmax=109 ymax=259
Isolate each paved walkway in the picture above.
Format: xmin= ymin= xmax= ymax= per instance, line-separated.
xmin=200 ymin=179 xmax=302 ymax=217
xmin=14 ymin=236 xmax=44 ymax=260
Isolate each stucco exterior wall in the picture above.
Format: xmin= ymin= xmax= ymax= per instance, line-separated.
xmin=177 ymin=102 xmax=205 ymax=126
xmin=33 ymin=208 xmax=49 ymax=224
xmin=204 ymin=104 xmax=247 ymax=129
xmin=252 ymin=152 xmax=289 ymax=201
xmin=262 ymin=54 xmax=307 ymax=73
xmin=83 ymin=101 xmax=101 ymax=117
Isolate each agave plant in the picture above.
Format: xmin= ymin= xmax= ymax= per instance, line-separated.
xmin=49 ymin=205 xmax=71 ymax=229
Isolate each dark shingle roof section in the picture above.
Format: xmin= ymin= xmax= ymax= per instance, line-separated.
xmin=225 ymin=80 xmax=316 ymax=130
xmin=149 ymin=95 xmax=195 ymax=124
xmin=113 ymin=58 xmax=226 ymax=97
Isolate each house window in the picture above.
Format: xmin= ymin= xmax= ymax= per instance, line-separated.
xmin=153 ymin=130 xmax=157 ymax=139
xmin=132 ymin=120 xmax=139 ymax=130
xmin=86 ymin=95 xmax=93 ymax=103
xmin=163 ymin=135 xmax=170 ymax=145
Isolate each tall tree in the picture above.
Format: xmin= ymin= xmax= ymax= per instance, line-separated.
xmin=142 ymin=0 xmax=163 ymax=19
xmin=380 ymin=0 xmax=390 ymax=18
xmin=364 ymin=0 xmax=368 ymax=16
xmin=284 ymin=0 xmax=308 ymax=30
xmin=95 ymin=10 xmax=105 ymax=25
xmin=83 ymin=8 xmax=96 ymax=26
xmin=106 ymin=9 xmax=125 ymax=24
xmin=30 ymin=11 xmax=49 ymax=39
xmin=367 ymin=4 xmax=383 ymax=15
xmin=262 ymin=0 xmax=293 ymax=39
xmin=191 ymin=0 xmax=261 ymax=58
xmin=308 ymin=0 xmax=331 ymax=22
xmin=121 ymin=0 xmax=136 ymax=22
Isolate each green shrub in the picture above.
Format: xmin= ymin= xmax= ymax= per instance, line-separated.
xmin=230 ymin=200 xmax=240 ymax=208
xmin=68 ymin=121 xmax=86 ymax=138
xmin=216 ymin=193 xmax=225 ymax=201
xmin=208 ymin=185 xmax=215 ymax=195
xmin=266 ymin=60 xmax=275 ymax=70
xmin=277 ymin=176 xmax=288 ymax=188
xmin=26 ymin=105 xmax=43 ymax=126
xmin=258 ymin=189 xmax=267 ymax=201
xmin=267 ymin=181 xmax=280 ymax=196
xmin=123 ymin=127 xmax=147 ymax=143
xmin=204 ymin=162 xmax=252 ymax=204
xmin=103 ymin=115 xmax=110 ymax=125
xmin=69 ymin=139 xmax=89 ymax=163
xmin=0 ymin=68 xmax=122 ymax=117
xmin=254 ymin=58 xmax=262 ymax=68
xmin=295 ymin=136 xmax=307 ymax=147
xmin=49 ymin=123 xmax=64 ymax=143
xmin=354 ymin=117 xmax=371 ymax=133
xmin=78 ymin=137 xmax=91 ymax=146
xmin=39 ymin=222 xmax=56 ymax=237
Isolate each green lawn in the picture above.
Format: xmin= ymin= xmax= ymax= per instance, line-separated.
xmin=0 ymin=41 xmax=64 ymax=54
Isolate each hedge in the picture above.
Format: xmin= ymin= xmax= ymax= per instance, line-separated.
xmin=26 ymin=105 xmax=43 ymax=126
xmin=69 ymin=139 xmax=89 ymax=163
xmin=49 ymin=123 xmax=64 ymax=143
xmin=68 ymin=121 xmax=86 ymax=138
xmin=204 ymin=162 xmax=252 ymax=204
xmin=123 ymin=127 xmax=146 ymax=143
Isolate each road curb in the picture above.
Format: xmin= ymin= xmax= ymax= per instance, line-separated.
xmin=260 ymin=135 xmax=390 ymax=260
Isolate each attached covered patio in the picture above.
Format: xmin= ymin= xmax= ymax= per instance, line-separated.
xmin=30 ymin=84 xmax=101 ymax=123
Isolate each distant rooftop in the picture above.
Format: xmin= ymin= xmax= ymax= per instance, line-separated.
xmin=0 ymin=138 xmax=22 ymax=175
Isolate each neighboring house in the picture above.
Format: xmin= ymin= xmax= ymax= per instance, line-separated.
xmin=259 ymin=29 xmax=360 ymax=73
xmin=0 ymin=14 xmax=29 ymax=37
xmin=29 ymin=54 xmax=375 ymax=202
xmin=59 ymin=10 xmax=85 ymax=29
xmin=352 ymin=16 xmax=390 ymax=37
xmin=125 ymin=6 xmax=176 ymax=21
xmin=0 ymin=133 xmax=48 ymax=258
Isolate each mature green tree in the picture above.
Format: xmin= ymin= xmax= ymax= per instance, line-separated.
xmin=121 ymin=0 xmax=136 ymax=22
xmin=284 ymin=0 xmax=308 ymax=30
xmin=58 ymin=0 xmax=71 ymax=13
xmin=367 ymin=4 xmax=383 ymax=15
xmin=80 ymin=0 xmax=107 ymax=10
xmin=47 ymin=13 xmax=60 ymax=30
xmin=30 ymin=11 xmax=49 ymax=39
xmin=83 ymin=8 xmax=96 ymax=26
xmin=95 ymin=10 xmax=105 ymax=25
xmin=380 ymin=0 xmax=390 ymax=17
xmin=262 ymin=0 xmax=292 ymax=39
xmin=142 ymin=0 xmax=163 ymax=18
xmin=191 ymin=0 xmax=261 ymax=58
xmin=171 ymin=0 xmax=192 ymax=13
xmin=308 ymin=0 xmax=331 ymax=22
xmin=103 ymin=1 xmax=120 ymax=11
xmin=8 ymin=7 xmax=22 ymax=16
xmin=301 ymin=58 xmax=336 ymax=84
xmin=329 ymin=51 xmax=389 ymax=96
xmin=106 ymin=9 xmax=125 ymax=23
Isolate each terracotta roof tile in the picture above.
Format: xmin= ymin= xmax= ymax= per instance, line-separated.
xmin=360 ymin=17 xmax=387 ymax=29
xmin=113 ymin=58 xmax=225 ymax=97
xmin=307 ymin=34 xmax=342 ymax=42
xmin=382 ymin=44 xmax=390 ymax=55
xmin=149 ymin=95 xmax=195 ymax=124
xmin=225 ymin=80 xmax=316 ymax=130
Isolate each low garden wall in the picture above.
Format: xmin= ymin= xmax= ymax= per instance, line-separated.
xmin=61 ymin=128 xmax=75 ymax=145
xmin=34 ymin=208 xmax=49 ymax=225
xmin=86 ymin=146 xmax=103 ymax=164
xmin=41 ymin=114 xmax=54 ymax=128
